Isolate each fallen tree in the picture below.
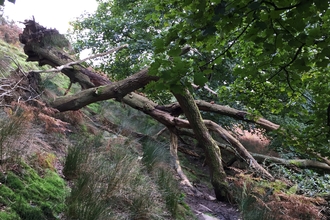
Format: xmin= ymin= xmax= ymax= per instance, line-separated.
xmin=18 ymin=19 xmax=281 ymax=201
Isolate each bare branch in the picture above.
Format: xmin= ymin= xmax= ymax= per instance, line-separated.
xmin=30 ymin=44 xmax=129 ymax=74
xmin=191 ymin=83 xmax=218 ymax=96
xmin=158 ymin=100 xmax=280 ymax=131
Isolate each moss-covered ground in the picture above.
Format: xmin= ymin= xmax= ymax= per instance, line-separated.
xmin=0 ymin=161 xmax=67 ymax=220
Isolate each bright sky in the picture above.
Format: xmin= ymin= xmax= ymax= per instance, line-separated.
xmin=3 ymin=0 xmax=98 ymax=34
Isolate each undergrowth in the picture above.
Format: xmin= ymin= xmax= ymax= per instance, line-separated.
xmin=142 ymin=140 xmax=194 ymax=219
xmin=0 ymin=109 xmax=31 ymax=167
xmin=0 ymin=108 xmax=67 ymax=219
xmin=229 ymin=169 xmax=327 ymax=220
xmin=64 ymin=135 xmax=170 ymax=220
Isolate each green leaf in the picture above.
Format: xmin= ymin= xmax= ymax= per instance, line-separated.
xmin=255 ymin=21 xmax=267 ymax=30
xmin=214 ymin=2 xmax=226 ymax=15
xmin=154 ymin=38 xmax=165 ymax=54
xmin=316 ymin=59 xmax=329 ymax=68
xmin=168 ymin=47 xmax=182 ymax=56
xmin=248 ymin=2 xmax=260 ymax=10
xmin=202 ymin=25 xmax=217 ymax=36
xmin=287 ymin=184 xmax=298 ymax=195
xmin=171 ymin=84 xmax=184 ymax=94
xmin=194 ymin=72 xmax=208 ymax=86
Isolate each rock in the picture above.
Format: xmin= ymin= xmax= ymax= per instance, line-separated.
xmin=198 ymin=204 xmax=213 ymax=213
xmin=197 ymin=213 xmax=220 ymax=220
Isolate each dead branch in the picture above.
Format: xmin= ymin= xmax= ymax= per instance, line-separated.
xmin=191 ymin=83 xmax=218 ymax=96
xmin=158 ymin=100 xmax=280 ymax=131
xmin=252 ymin=153 xmax=330 ymax=171
xmin=170 ymin=132 xmax=198 ymax=193
xmin=30 ymin=44 xmax=128 ymax=74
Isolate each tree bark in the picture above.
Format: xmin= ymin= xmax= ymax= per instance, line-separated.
xmin=50 ymin=68 xmax=158 ymax=111
xmin=173 ymin=89 xmax=230 ymax=201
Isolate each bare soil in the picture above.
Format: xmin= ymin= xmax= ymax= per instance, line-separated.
xmin=182 ymin=182 xmax=241 ymax=220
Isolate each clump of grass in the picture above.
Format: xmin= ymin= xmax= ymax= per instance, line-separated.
xmin=66 ymin=173 xmax=107 ymax=220
xmin=64 ymin=135 xmax=169 ymax=220
xmin=0 ymin=109 xmax=31 ymax=167
xmin=63 ymin=143 xmax=89 ymax=180
xmin=142 ymin=140 xmax=193 ymax=218
xmin=142 ymin=139 xmax=170 ymax=171
xmin=157 ymin=168 xmax=180 ymax=216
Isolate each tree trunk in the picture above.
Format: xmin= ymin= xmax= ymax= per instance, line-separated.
xmin=169 ymin=132 xmax=195 ymax=190
xmin=173 ymin=89 xmax=230 ymax=201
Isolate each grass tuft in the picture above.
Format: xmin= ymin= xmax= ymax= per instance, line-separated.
xmin=64 ymin=135 xmax=169 ymax=219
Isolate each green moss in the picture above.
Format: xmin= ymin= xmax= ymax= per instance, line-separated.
xmin=5 ymin=172 xmax=25 ymax=191
xmin=0 ymin=162 xmax=67 ymax=219
xmin=270 ymin=180 xmax=287 ymax=193
xmin=87 ymin=103 xmax=101 ymax=113
xmin=289 ymin=160 xmax=303 ymax=166
xmin=0 ymin=208 xmax=20 ymax=220
xmin=0 ymin=185 xmax=18 ymax=206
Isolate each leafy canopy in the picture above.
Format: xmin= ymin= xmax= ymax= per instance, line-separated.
xmin=71 ymin=0 xmax=330 ymax=156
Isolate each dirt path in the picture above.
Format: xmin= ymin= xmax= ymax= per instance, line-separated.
xmin=180 ymin=180 xmax=241 ymax=220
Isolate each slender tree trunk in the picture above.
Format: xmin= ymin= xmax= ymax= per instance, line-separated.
xmin=173 ymin=89 xmax=230 ymax=201
xmin=170 ymin=132 xmax=195 ymax=188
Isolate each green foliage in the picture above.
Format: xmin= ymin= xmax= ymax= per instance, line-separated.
xmin=69 ymin=0 xmax=156 ymax=79
xmin=271 ymin=164 xmax=330 ymax=196
xmin=148 ymin=0 xmax=330 ymax=156
xmin=70 ymin=0 xmax=330 ymax=157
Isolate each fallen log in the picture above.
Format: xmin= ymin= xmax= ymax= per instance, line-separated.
xmin=252 ymin=153 xmax=330 ymax=171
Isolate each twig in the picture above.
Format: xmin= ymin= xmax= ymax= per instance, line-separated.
xmin=30 ymin=44 xmax=129 ymax=74
xmin=191 ymin=83 xmax=218 ymax=96
xmin=4 ymin=55 xmax=27 ymax=76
